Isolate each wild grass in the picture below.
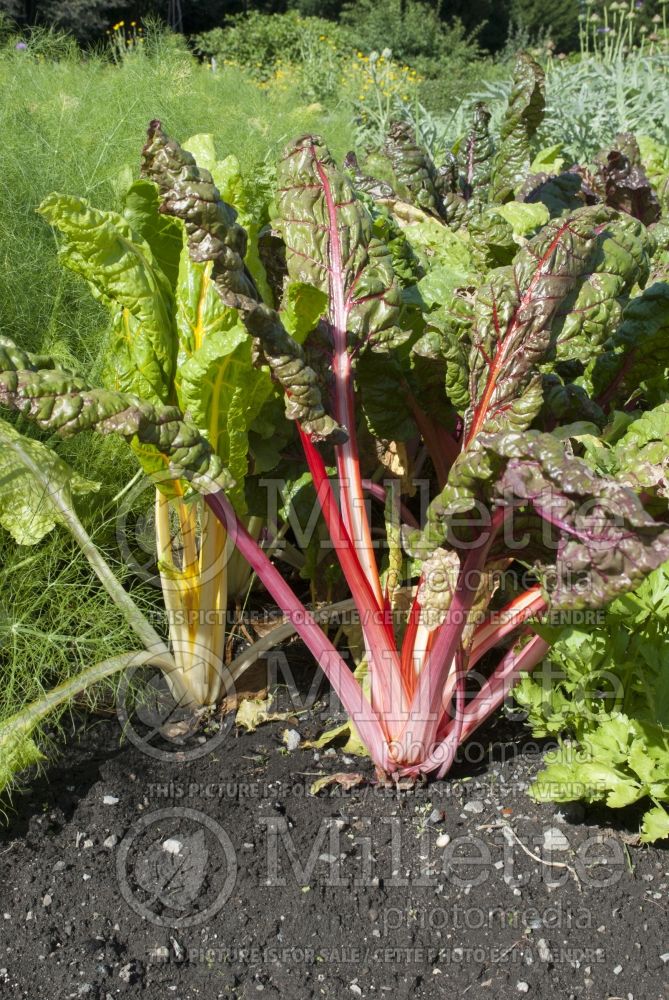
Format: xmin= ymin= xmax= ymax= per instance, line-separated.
xmin=0 ymin=29 xmax=355 ymax=365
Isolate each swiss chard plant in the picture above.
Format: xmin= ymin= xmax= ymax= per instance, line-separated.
xmin=1 ymin=81 xmax=668 ymax=800
xmin=31 ymin=143 xmax=294 ymax=710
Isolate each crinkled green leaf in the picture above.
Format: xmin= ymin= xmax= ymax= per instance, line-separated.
xmin=141 ymin=121 xmax=343 ymax=444
xmin=175 ymin=251 xmax=239 ymax=367
xmin=489 ymin=53 xmax=545 ymax=204
xmin=179 ymin=327 xmax=274 ymax=513
xmin=549 ymin=214 xmax=653 ymax=365
xmin=416 ymin=547 xmax=459 ymax=630
xmin=38 ymin=193 xmax=176 ymax=405
xmin=641 ymin=805 xmax=669 ymax=843
xmin=358 ymin=336 xmax=457 ymax=445
xmin=460 ymin=103 xmax=494 ymax=204
xmin=404 ymin=439 xmax=500 ymax=557
xmin=495 ymin=200 xmax=549 ymax=238
xmin=275 ymin=133 xmax=404 ymax=355
xmin=613 ymin=401 xmax=669 ymax=497
xmin=279 ymin=281 xmax=329 ymax=345
xmin=490 ymin=430 xmax=669 ymax=609
xmin=407 ymin=207 xmax=653 ymax=558
xmin=357 ymin=350 xmax=416 ymax=442
xmin=426 ymin=292 xmax=474 ymax=414
xmin=0 ymin=417 xmax=99 ymax=545
xmin=141 ymin=121 xmax=257 ymax=303
xmin=383 ymin=121 xmax=444 ymax=217
xmin=520 ymin=171 xmax=588 ymax=218
xmin=463 ymin=207 xmax=517 ymax=269
xmin=465 ymin=206 xmax=616 ymax=444
xmin=0 ymin=336 xmax=229 ymax=493
xmin=370 ymin=210 xmax=423 ymax=288
xmin=529 ymin=144 xmax=565 ymax=175
xmin=121 ymin=179 xmax=184 ymax=290
xmin=637 ymin=134 xmax=669 ymax=215
xmin=540 ymin=376 xmax=605 ymax=429
xmin=343 ymin=150 xmax=396 ymax=201
xmin=587 ymin=281 xmax=669 ymax=407
xmin=183 ymin=137 xmax=274 ymax=306
xmin=411 ymin=227 xmax=473 ymax=309
xmin=246 ymin=304 xmax=346 ymax=443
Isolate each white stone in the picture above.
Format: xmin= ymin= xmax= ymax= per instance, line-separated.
xmin=162 ymin=839 xmax=183 ymax=855
xmin=542 ymin=827 xmax=569 ymax=851
xmin=282 ymin=729 xmax=301 ymax=752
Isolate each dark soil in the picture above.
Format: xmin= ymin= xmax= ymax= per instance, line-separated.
xmin=0 ymin=657 xmax=667 ymax=1000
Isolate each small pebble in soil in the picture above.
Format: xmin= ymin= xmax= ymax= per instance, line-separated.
xmin=118 ymin=961 xmax=142 ymax=985
xmin=282 ymin=729 xmax=301 ymax=751
xmin=170 ymin=937 xmax=185 ymax=961
xmin=516 ymin=983 xmax=529 ymax=993
xmin=537 ymin=939 xmax=552 ymax=962
xmin=613 ymin=964 xmax=623 ymax=975
xmin=162 ymin=839 xmax=183 ymax=855
xmin=660 ymin=953 xmax=669 ymax=964
xmin=435 ymin=833 xmax=451 ymax=848
xmin=103 ymin=835 xmax=118 ymax=849
xmin=542 ymin=827 xmax=570 ymax=851
xmin=463 ymin=801 xmax=484 ymax=814
xmin=102 ymin=795 xmax=119 ymax=806
xmin=148 ymin=946 xmax=169 ymax=962
xmin=42 ymin=895 xmax=52 ymax=908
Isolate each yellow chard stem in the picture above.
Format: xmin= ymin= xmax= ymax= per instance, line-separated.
xmin=194 ymin=505 xmax=229 ymax=705
xmin=155 ymin=490 xmax=204 ymax=706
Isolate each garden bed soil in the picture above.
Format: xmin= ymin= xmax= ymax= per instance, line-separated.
xmin=0 ymin=657 xmax=667 ymax=1000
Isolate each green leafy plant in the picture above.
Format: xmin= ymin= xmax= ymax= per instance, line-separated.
xmin=1 ymin=67 xmax=668 ymax=806
xmin=515 ymin=563 xmax=669 ymax=843
xmin=32 ymin=142 xmax=294 ymax=709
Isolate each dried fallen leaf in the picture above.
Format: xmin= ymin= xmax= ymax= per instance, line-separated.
xmin=235 ymin=696 xmax=302 ymax=733
xmin=220 ymin=659 xmax=269 ymax=713
xmin=309 ymin=772 xmax=366 ymax=795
